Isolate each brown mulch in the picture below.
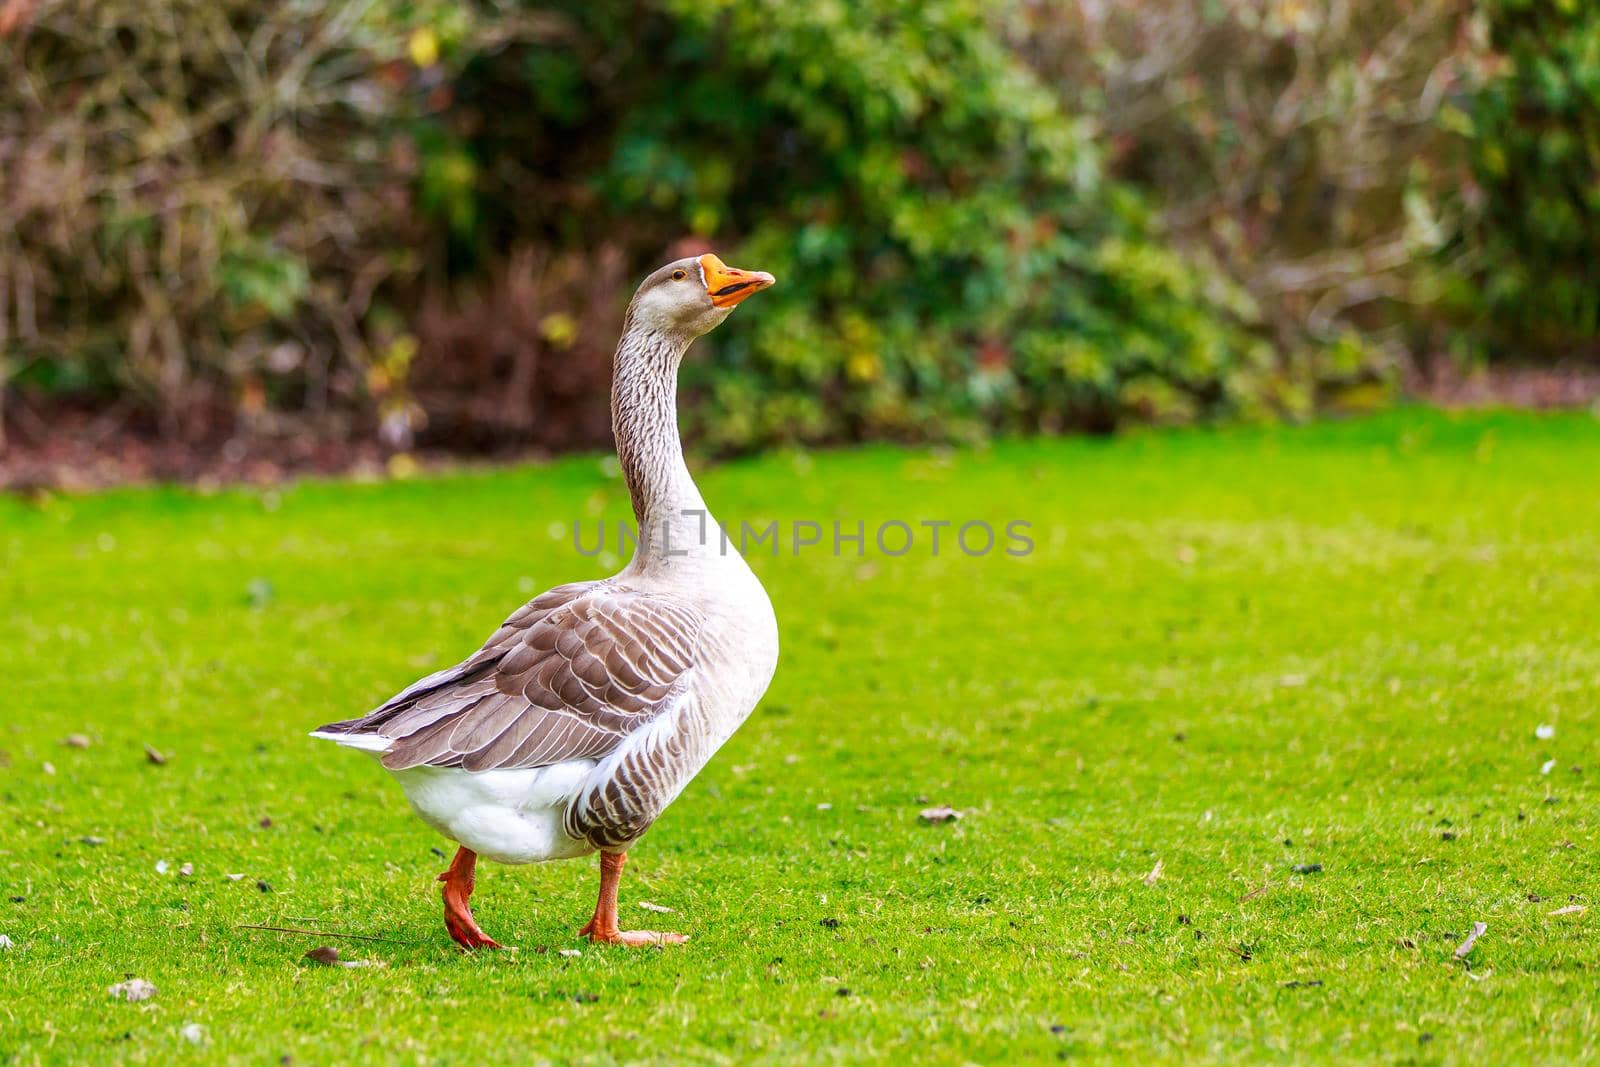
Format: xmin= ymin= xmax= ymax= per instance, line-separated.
xmin=0 ymin=408 xmax=546 ymax=493
xmin=3 ymin=363 xmax=1597 ymax=492
xmin=1411 ymin=360 xmax=1600 ymax=410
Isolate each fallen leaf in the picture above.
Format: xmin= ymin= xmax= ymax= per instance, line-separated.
xmin=144 ymin=745 xmax=167 ymax=765
xmin=178 ymin=863 xmax=194 ymax=878
xmin=637 ymin=901 xmax=674 ymax=914
xmin=108 ymin=978 xmax=157 ymax=1002
xmin=1547 ymin=904 xmax=1586 ymax=917
xmin=302 ymin=946 xmax=384 ymax=969
xmin=1454 ymin=921 xmax=1487 ymax=959
xmin=1143 ymin=860 xmax=1164 ymax=886
xmin=919 ymin=806 xmax=963 ymax=823
xmin=63 ymin=734 xmax=91 ymax=749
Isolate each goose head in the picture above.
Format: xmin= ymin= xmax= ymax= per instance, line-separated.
xmin=625 ymin=253 xmax=775 ymax=342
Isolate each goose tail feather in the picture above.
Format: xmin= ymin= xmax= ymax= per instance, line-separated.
xmin=309 ymin=728 xmax=393 ymax=753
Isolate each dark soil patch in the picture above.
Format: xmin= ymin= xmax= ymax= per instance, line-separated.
xmin=0 ymin=407 xmax=547 ymax=492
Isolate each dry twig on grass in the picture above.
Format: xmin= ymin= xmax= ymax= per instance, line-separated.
xmin=237 ymin=923 xmax=413 ymax=945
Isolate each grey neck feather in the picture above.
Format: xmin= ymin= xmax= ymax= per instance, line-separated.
xmin=612 ymin=322 xmax=715 ymax=569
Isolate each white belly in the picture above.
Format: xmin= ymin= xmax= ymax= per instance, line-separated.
xmin=391 ymin=760 xmax=598 ymax=864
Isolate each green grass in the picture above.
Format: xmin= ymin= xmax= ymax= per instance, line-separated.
xmin=2 ymin=407 xmax=1597 ymax=1064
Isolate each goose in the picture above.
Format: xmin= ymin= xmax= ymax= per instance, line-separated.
xmin=312 ymin=254 xmax=779 ymax=949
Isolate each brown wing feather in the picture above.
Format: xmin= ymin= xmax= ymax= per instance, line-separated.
xmin=316 ymin=580 xmax=704 ymax=773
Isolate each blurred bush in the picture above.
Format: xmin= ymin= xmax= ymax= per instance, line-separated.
xmin=411 ymin=244 xmax=626 ymax=450
xmin=1014 ymin=0 xmax=1476 ymax=377
xmin=1445 ymin=0 xmax=1600 ymax=358
xmin=1017 ymin=0 xmax=1600 ymax=370
xmin=0 ymin=0 xmax=1594 ymax=459
xmin=0 ymin=0 xmax=429 ymax=446
xmin=430 ymin=0 xmax=1298 ymax=450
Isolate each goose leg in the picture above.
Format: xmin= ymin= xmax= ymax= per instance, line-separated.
xmin=577 ymin=851 xmax=688 ymax=947
xmin=438 ymin=846 xmax=502 ymax=950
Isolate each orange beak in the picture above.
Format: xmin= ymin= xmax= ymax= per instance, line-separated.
xmin=701 ymin=253 xmax=775 ymax=309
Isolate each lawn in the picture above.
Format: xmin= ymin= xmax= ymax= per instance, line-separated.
xmin=1 ymin=407 xmax=1597 ymax=1064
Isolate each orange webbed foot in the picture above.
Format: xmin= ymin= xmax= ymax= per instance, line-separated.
xmin=576 ymin=850 xmax=688 ymax=947
xmin=438 ymin=848 xmax=503 ymax=951
xmin=577 ymin=919 xmax=688 ymax=947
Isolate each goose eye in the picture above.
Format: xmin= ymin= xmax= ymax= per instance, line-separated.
xmin=671 ymin=269 xmax=687 ymax=281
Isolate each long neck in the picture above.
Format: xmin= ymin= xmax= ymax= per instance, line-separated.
xmin=612 ymin=325 xmax=713 ymax=568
